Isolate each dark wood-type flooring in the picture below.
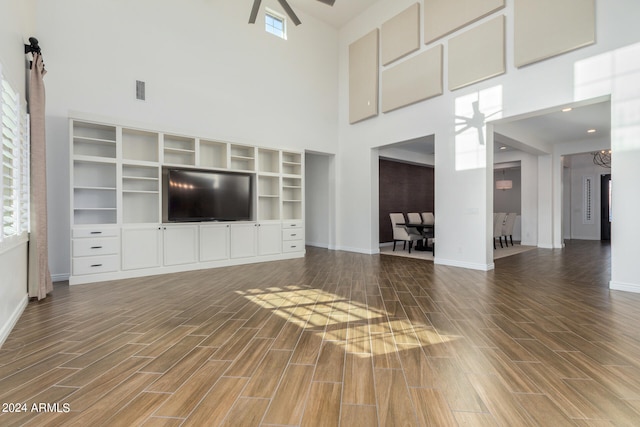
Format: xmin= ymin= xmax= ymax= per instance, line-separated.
xmin=2 ymin=240 xmax=640 ymax=426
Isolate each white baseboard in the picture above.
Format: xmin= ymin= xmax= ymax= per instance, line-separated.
xmin=334 ymin=245 xmax=379 ymax=255
xmin=305 ymin=241 xmax=329 ymax=249
xmin=435 ymin=258 xmax=495 ymax=271
xmin=610 ymin=281 xmax=640 ymax=294
xmin=0 ymin=294 xmax=28 ymax=348
xmin=51 ymin=273 xmax=70 ymax=283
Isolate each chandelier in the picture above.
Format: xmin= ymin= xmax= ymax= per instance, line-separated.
xmin=496 ymin=169 xmax=512 ymax=190
xmin=592 ymin=149 xmax=611 ymax=168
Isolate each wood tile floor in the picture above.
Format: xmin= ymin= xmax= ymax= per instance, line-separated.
xmin=2 ymin=240 xmax=640 ymax=426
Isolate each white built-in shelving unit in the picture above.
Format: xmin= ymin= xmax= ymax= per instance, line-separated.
xmin=69 ymin=115 xmax=304 ymax=285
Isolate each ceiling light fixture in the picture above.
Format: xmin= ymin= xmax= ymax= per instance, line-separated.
xmin=496 ymin=169 xmax=512 ymax=190
xmin=562 ymin=107 xmax=573 ymax=112
xmin=587 ymin=129 xmax=597 ymax=133
xmin=592 ymin=149 xmax=611 ymax=168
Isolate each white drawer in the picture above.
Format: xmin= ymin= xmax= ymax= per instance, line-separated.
xmin=282 ymin=229 xmax=304 ymax=241
xmin=73 ymin=237 xmax=119 ymax=257
xmin=73 ymin=255 xmax=118 ymax=275
xmin=73 ymin=227 xmax=119 ymax=239
xmin=283 ymin=239 xmax=304 ymax=253
xmin=282 ymin=221 xmax=303 ymax=229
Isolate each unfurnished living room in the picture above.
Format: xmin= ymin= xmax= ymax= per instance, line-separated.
xmin=2 ymin=1 xmax=640 ymax=426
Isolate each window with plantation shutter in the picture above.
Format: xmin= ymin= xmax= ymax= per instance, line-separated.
xmin=0 ymin=66 xmax=30 ymax=251
xmin=19 ymin=112 xmax=29 ymax=233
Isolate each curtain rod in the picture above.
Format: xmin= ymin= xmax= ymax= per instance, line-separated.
xmin=24 ymin=37 xmax=41 ymax=55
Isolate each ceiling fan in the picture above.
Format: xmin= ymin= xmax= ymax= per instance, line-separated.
xmin=249 ymin=0 xmax=336 ymax=26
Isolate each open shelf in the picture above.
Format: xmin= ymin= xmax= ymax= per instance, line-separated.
xmin=163 ymin=134 xmax=195 ymax=165
xmin=282 ymin=151 xmax=302 ymax=176
xmin=258 ymin=175 xmax=280 ymax=221
xmin=71 ymin=118 xmax=305 ymax=225
xmin=72 ymin=122 xmax=117 ymax=159
xmin=73 ymin=209 xmax=117 ymax=225
xmin=258 ymin=197 xmax=280 ymax=221
xmin=73 ymin=160 xmax=117 ymax=188
xmin=230 ymin=144 xmax=256 ymax=171
xmin=282 ymin=200 xmax=302 ymax=220
xmin=258 ymin=149 xmax=280 ymax=174
xmin=200 ymin=139 xmax=228 ymax=169
xmin=123 ymin=192 xmax=159 ymax=223
xmin=122 ymin=128 xmax=159 ymax=162
xmin=122 ymin=164 xmax=159 ymax=223
xmin=122 ymin=164 xmax=159 ymax=192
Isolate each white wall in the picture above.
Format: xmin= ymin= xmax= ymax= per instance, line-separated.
xmin=305 ymin=152 xmax=334 ymax=249
xmin=378 ymin=147 xmax=434 ymax=166
xmin=336 ymin=0 xmax=640 ymax=276
xmin=493 ymin=167 xmax=521 ymax=214
xmin=33 ymin=0 xmax=340 ymax=278
xmin=568 ymin=153 xmax=608 ymax=240
xmin=0 ymin=0 xmax=34 ymax=88
xmin=0 ymin=0 xmax=34 ymax=346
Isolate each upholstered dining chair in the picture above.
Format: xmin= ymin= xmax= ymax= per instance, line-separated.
xmin=407 ymin=212 xmax=422 ymax=224
xmin=420 ymin=212 xmax=434 ymax=225
xmin=389 ymin=213 xmax=422 ymax=253
xmin=493 ymin=212 xmax=507 ymax=249
xmin=502 ymin=213 xmax=517 ymax=246
xmin=420 ymin=212 xmax=435 ymax=252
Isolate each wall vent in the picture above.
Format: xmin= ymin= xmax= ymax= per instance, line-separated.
xmin=135 ymin=80 xmax=146 ymax=101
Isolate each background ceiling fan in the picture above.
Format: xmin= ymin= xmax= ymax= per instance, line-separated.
xmin=249 ymin=0 xmax=336 ymax=26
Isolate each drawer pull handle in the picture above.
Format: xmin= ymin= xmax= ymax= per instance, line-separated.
xmin=291 ymin=245 xmax=297 ymax=248
xmin=91 ymin=246 xmax=103 ymax=249
xmin=90 ymin=231 xmax=102 ymax=235
xmin=90 ymin=264 xmax=103 ymax=267
xmin=291 ymin=234 xmax=297 ymax=237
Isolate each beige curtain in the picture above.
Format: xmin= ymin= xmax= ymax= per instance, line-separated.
xmin=28 ymin=53 xmax=52 ymax=300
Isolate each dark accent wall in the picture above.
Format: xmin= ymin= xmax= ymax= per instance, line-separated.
xmin=379 ymin=159 xmax=434 ymax=243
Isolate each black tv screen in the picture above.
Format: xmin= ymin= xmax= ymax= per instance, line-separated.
xmin=166 ymin=169 xmax=253 ymax=222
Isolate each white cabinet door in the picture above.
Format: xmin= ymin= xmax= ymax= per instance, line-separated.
xmin=200 ymin=224 xmax=230 ymax=261
xmin=258 ymin=223 xmax=282 ymax=255
xmin=121 ymin=226 xmax=161 ymax=270
xmin=163 ymin=224 xmax=198 ymax=266
xmin=230 ymin=223 xmax=257 ymax=259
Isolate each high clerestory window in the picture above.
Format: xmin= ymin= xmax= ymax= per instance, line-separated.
xmin=265 ymin=10 xmax=286 ymax=39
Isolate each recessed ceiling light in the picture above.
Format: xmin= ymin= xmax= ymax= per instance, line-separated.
xmin=562 ymin=107 xmax=573 ymax=112
xmin=499 ymin=146 xmax=507 ymax=150
xmin=588 ymin=129 xmax=597 ymax=133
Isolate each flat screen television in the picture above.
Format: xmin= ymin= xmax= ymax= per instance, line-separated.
xmin=164 ymin=168 xmax=253 ymax=222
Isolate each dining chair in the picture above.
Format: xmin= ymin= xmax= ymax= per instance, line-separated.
xmin=502 ymin=213 xmax=517 ymax=246
xmin=493 ymin=212 xmax=507 ymax=249
xmin=420 ymin=212 xmax=435 ymax=251
xmin=420 ymin=212 xmax=434 ymax=225
xmin=407 ymin=212 xmax=422 ymax=224
xmin=389 ymin=213 xmax=422 ymax=253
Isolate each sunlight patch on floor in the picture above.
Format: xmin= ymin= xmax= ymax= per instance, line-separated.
xmin=237 ymin=286 xmax=457 ymax=356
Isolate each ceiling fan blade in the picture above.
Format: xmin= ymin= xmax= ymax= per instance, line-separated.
xmin=317 ymin=0 xmax=336 ymax=5
xmin=277 ymin=0 xmax=302 ymax=26
xmin=249 ymin=0 xmax=262 ymax=24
